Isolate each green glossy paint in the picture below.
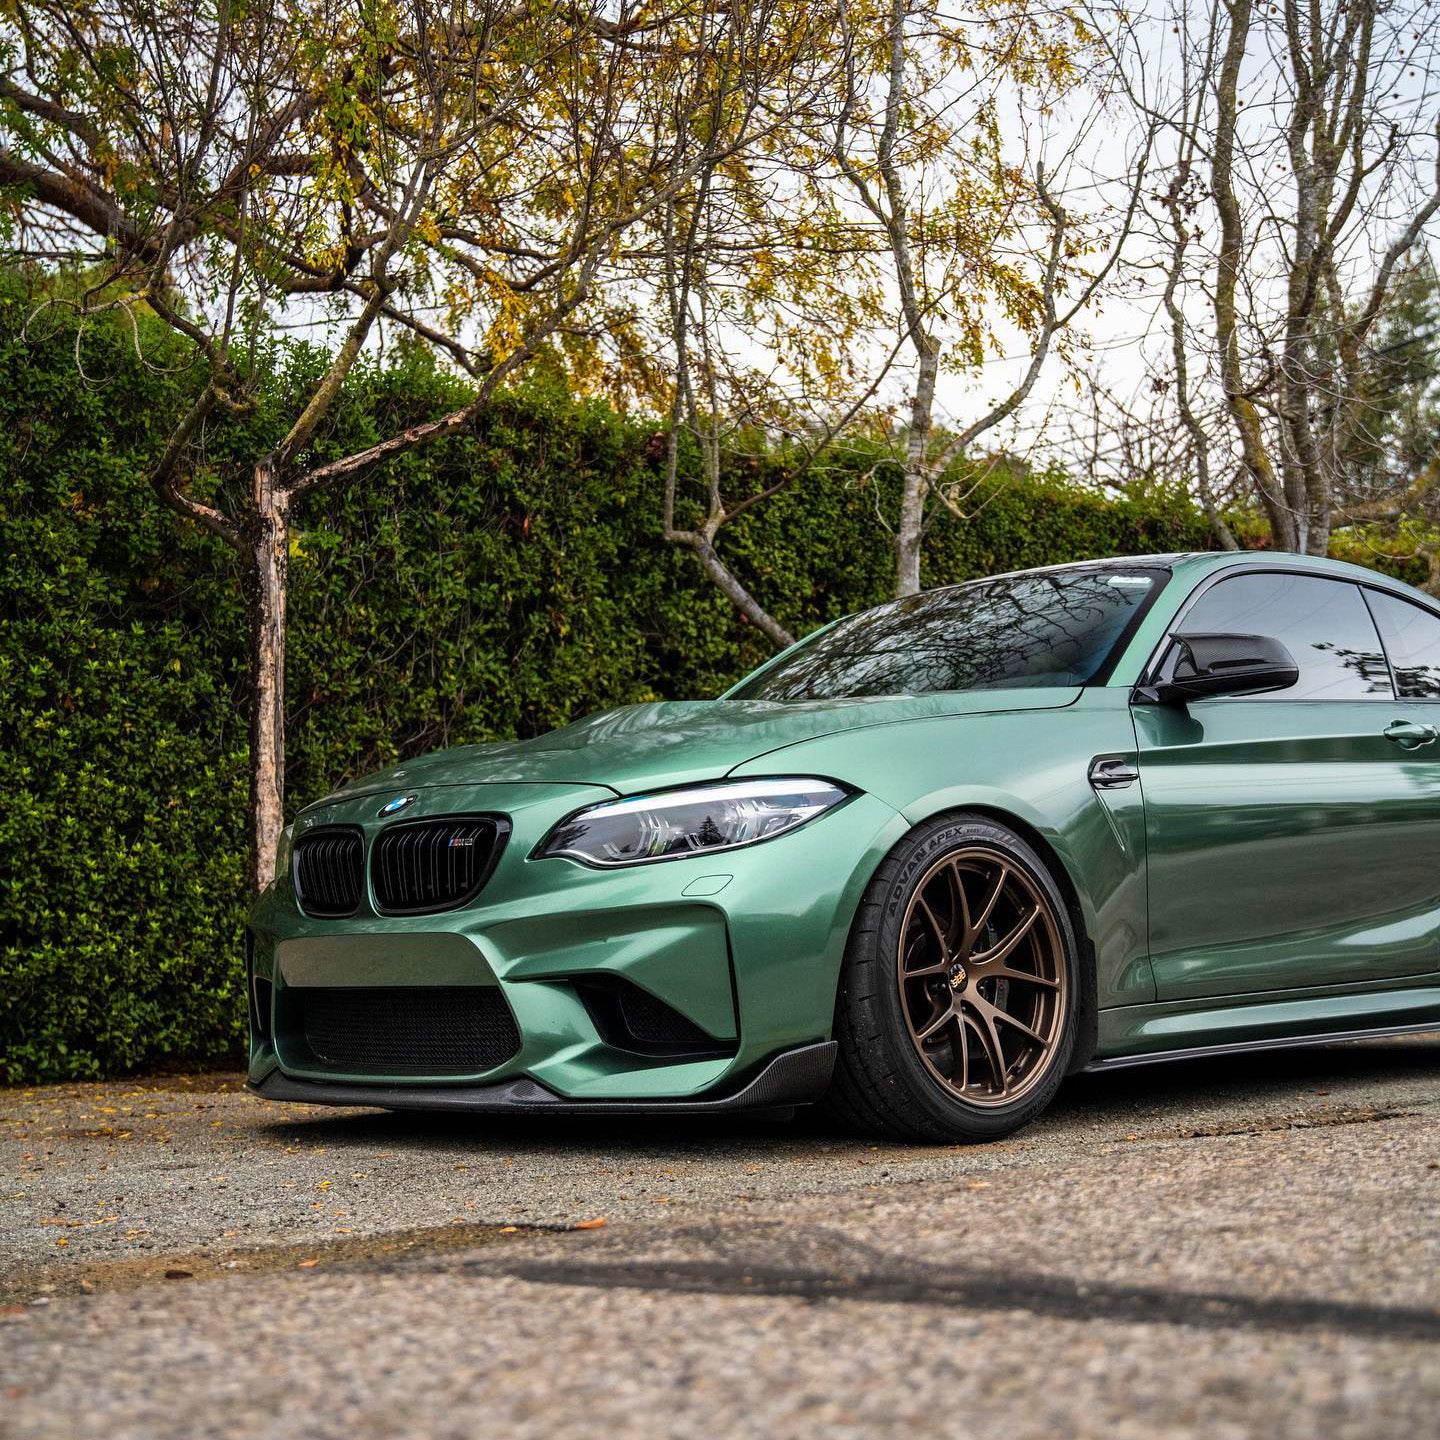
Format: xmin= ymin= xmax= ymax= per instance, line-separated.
xmin=248 ymin=550 xmax=1440 ymax=1104
xmin=1136 ymin=698 xmax=1440 ymax=998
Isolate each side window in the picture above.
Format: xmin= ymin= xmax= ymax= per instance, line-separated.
xmin=1174 ymin=573 xmax=1391 ymax=701
xmin=1366 ymin=590 xmax=1440 ymax=699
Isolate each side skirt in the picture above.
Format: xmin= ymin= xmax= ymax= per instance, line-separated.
xmin=1083 ymin=1020 xmax=1440 ymax=1073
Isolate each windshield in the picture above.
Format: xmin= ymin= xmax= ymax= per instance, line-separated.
xmin=728 ymin=567 xmax=1167 ymax=703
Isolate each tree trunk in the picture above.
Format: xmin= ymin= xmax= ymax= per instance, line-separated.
xmin=1211 ymin=0 xmax=1295 ymax=550
xmin=895 ymin=333 xmax=940 ymax=597
xmin=246 ymin=457 xmax=290 ymax=893
xmin=1304 ymin=499 xmax=1332 ymax=557
xmin=688 ymin=532 xmax=795 ymax=649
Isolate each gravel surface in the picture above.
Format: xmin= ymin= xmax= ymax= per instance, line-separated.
xmin=2 ymin=1036 xmax=1438 ymax=1438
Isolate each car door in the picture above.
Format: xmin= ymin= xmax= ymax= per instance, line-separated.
xmin=1134 ymin=568 xmax=1440 ymax=1001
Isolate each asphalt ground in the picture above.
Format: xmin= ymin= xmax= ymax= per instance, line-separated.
xmin=2 ymin=1035 xmax=1438 ymax=1439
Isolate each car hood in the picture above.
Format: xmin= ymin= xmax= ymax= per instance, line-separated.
xmin=320 ymin=688 xmax=1082 ymax=803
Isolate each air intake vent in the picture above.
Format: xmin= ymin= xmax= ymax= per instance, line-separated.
xmin=616 ymin=984 xmax=719 ymax=1048
xmin=292 ymin=827 xmax=364 ymax=918
xmin=371 ymin=815 xmax=508 ymax=915
xmin=291 ymin=986 xmax=521 ymax=1076
xmin=575 ymin=978 xmax=733 ymax=1057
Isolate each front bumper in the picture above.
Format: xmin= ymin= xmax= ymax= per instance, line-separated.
xmin=248 ymin=779 xmax=907 ymax=1106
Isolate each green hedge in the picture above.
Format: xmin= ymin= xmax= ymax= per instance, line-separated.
xmin=0 ymin=281 xmax=1225 ymax=1083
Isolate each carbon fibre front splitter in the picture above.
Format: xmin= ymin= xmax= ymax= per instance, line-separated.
xmin=248 ymin=1040 xmax=837 ymax=1115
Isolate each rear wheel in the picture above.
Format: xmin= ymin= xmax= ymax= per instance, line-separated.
xmin=826 ymin=813 xmax=1078 ymax=1142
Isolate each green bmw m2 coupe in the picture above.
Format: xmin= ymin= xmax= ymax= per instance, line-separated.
xmin=247 ymin=550 xmax=1440 ymax=1140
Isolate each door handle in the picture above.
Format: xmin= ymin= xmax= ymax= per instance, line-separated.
xmin=1383 ymin=719 xmax=1439 ymax=750
xmin=1089 ymin=756 xmax=1139 ymax=789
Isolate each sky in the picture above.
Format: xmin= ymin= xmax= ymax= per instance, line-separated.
xmin=250 ymin=0 xmax=1440 ymax=498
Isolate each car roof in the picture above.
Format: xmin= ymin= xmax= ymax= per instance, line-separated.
xmin=975 ymin=553 xmax=1196 ymax=582
xmin=1162 ymin=549 xmax=1430 ymax=594
xmin=973 ymin=550 xmax=1421 ymax=596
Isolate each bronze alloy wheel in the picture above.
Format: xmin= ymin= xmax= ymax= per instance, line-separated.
xmin=895 ymin=844 xmax=1068 ymax=1107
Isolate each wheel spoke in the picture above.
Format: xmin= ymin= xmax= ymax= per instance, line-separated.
xmin=916 ymin=897 xmax=951 ymax=960
xmin=901 ymin=923 xmax=936 ymax=974
xmin=950 ymin=1014 xmax=969 ymax=1093
xmin=896 ymin=844 xmax=1065 ymax=1110
xmin=987 ymin=964 xmax=1059 ymax=990
xmin=915 ymin=1002 xmax=957 ymax=1043
xmin=947 ymin=860 xmax=973 ymax=942
xmin=973 ymin=992 xmax=1047 ymax=1046
xmin=968 ymin=863 xmax=1008 ymax=943
xmin=964 ymin=1003 xmax=1009 ymax=1094
xmin=973 ymin=906 xmax=1039 ymax=967
xmin=904 ymin=958 xmax=950 ymax=979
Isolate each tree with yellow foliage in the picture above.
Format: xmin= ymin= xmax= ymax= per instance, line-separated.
xmin=650 ymin=0 xmax=1147 ymax=624
xmin=0 ymin=0 xmax=834 ymax=885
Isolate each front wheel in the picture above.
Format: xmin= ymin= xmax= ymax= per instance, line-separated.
xmin=826 ymin=813 xmax=1079 ymax=1143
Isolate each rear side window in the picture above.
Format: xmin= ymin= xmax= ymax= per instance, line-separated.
xmin=1367 ymin=590 xmax=1440 ymax=698
xmin=1175 ymin=573 xmax=1391 ymax=700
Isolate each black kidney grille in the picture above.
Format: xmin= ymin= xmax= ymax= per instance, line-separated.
xmin=371 ymin=816 xmax=506 ymax=914
xmin=292 ymin=828 xmax=364 ymax=917
xmin=296 ymin=986 xmax=522 ymax=1076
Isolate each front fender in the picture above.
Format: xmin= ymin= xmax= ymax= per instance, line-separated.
xmin=730 ymin=687 xmax=1155 ymax=1008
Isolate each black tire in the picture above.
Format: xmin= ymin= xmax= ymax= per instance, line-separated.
xmin=825 ymin=812 xmax=1080 ymax=1143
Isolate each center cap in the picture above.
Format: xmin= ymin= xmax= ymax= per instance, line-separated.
xmin=948 ymin=961 xmax=968 ymax=990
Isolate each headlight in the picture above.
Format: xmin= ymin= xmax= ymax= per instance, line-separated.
xmin=537 ymin=778 xmax=851 ymax=867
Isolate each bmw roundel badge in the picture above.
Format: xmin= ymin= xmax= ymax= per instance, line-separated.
xmin=378 ymin=794 xmax=416 ymax=817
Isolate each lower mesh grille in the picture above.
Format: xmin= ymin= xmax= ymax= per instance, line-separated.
xmin=292 ymin=987 xmax=521 ymax=1076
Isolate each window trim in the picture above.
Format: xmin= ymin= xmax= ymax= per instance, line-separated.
xmin=1083 ymin=565 xmax=1174 ymax=686
xmin=1138 ymin=563 xmax=1401 ymax=704
xmin=1358 ymin=582 xmax=1440 ymax=703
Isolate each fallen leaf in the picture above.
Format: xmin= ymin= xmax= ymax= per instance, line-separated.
xmin=297 ymin=1259 xmax=320 ymax=1268
xmin=572 ymin=1218 xmax=608 ymax=1230
xmin=163 ymin=1269 xmax=192 ymax=1280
